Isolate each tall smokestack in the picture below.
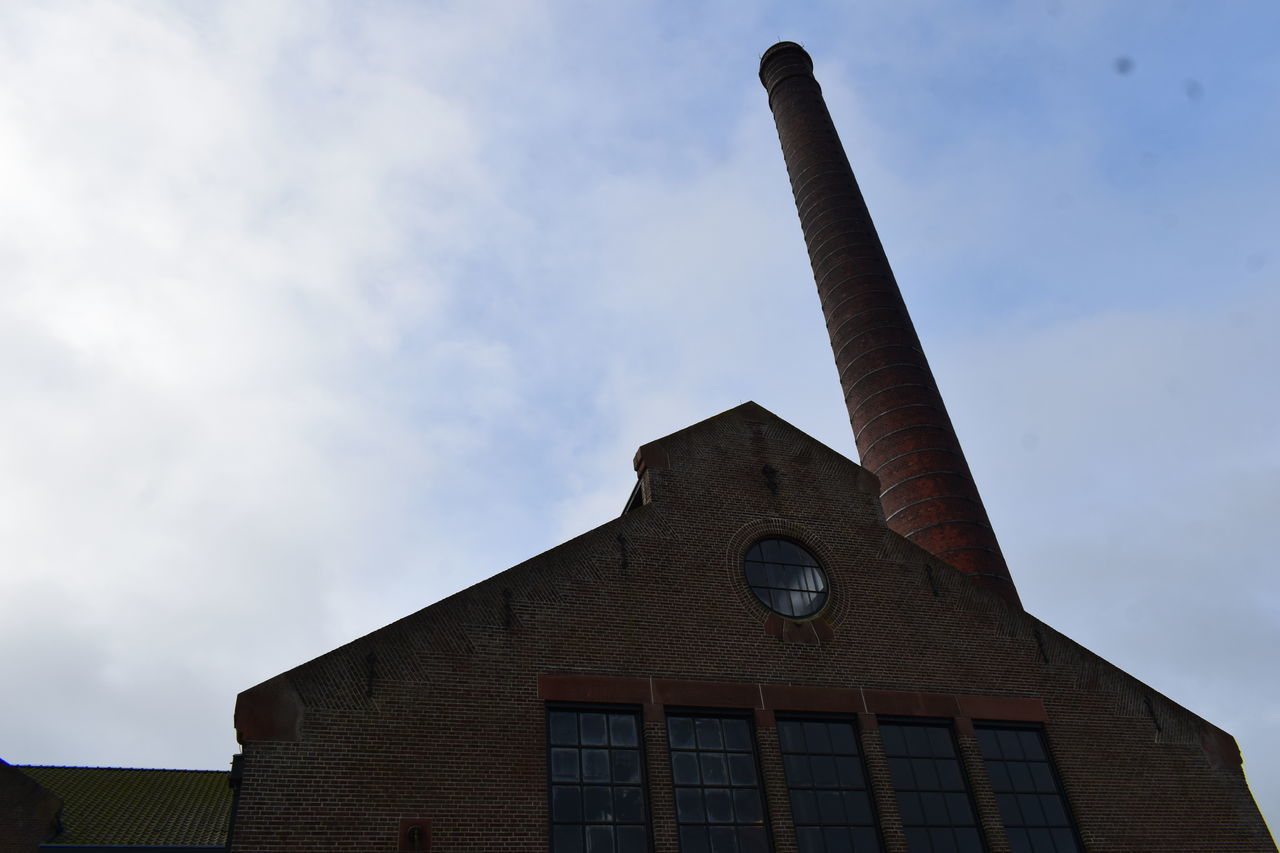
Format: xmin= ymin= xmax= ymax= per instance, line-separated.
xmin=759 ymin=42 xmax=1021 ymax=609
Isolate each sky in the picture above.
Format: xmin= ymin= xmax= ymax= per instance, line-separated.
xmin=0 ymin=0 xmax=1276 ymax=832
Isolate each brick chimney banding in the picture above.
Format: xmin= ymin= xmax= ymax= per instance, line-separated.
xmin=759 ymin=42 xmax=1021 ymax=608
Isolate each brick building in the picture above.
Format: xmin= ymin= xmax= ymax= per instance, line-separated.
xmin=226 ymin=44 xmax=1275 ymax=852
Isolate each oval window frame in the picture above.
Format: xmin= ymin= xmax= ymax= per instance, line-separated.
xmin=742 ymin=537 xmax=830 ymax=620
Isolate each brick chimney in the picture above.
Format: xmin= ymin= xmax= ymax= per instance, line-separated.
xmin=759 ymin=42 xmax=1021 ymax=608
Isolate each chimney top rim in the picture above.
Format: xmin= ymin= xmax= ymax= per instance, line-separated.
xmin=759 ymin=41 xmax=814 ymax=86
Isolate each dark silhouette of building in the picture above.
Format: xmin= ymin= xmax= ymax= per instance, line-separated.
xmin=221 ymin=42 xmax=1271 ymax=852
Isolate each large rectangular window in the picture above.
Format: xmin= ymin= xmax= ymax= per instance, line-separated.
xmin=548 ymin=706 xmax=649 ymax=853
xmin=667 ymin=713 xmax=770 ymax=853
xmin=975 ymin=725 xmax=1080 ymax=853
xmin=776 ymin=717 xmax=881 ymax=853
xmin=879 ymin=721 xmax=984 ymax=853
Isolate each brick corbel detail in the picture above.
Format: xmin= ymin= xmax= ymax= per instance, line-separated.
xmin=234 ymin=674 xmax=304 ymax=743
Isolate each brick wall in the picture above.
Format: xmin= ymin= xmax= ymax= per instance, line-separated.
xmin=229 ymin=402 xmax=1274 ymax=852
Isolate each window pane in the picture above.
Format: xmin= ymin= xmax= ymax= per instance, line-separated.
xmin=549 ymin=708 xmax=650 ymax=846
xmin=976 ymin=725 xmax=1080 ymax=853
xmin=580 ymin=714 xmax=608 ymax=746
xmin=668 ymin=713 xmax=770 ymax=852
xmin=551 ymin=712 xmax=579 ymax=746
xmin=552 ymin=748 xmax=580 ymax=781
xmin=744 ymin=538 xmax=829 ymax=618
xmin=778 ymin=718 xmax=879 ymax=853
xmin=610 ymin=714 xmax=638 ymax=747
xmin=879 ymin=722 xmax=980 ymax=852
xmin=555 ymin=826 xmax=584 ymax=853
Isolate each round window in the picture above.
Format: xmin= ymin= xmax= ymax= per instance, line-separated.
xmin=743 ymin=538 xmax=828 ymax=618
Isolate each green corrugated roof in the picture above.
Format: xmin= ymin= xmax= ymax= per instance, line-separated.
xmin=19 ymin=766 xmax=230 ymax=847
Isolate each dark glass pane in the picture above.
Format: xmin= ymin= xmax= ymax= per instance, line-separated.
xmin=669 ymin=717 xmax=696 ymax=750
xmin=835 ymin=757 xmax=863 ymax=788
xmin=676 ymin=788 xmax=705 ymax=822
xmin=929 ymin=827 xmax=957 ymax=853
xmin=551 ymin=712 xmax=579 ymax=746
xmin=771 ymin=589 xmax=794 ymax=616
xmin=824 ymin=826 xmax=853 ymax=853
xmin=791 ymin=790 xmax=818 ymax=824
xmin=778 ymin=539 xmax=811 ymax=565
xmin=1018 ymin=730 xmax=1045 ymax=761
xmin=805 ymin=722 xmax=833 ymax=752
xmin=812 ymin=756 xmax=839 ymax=788
xmin=843 ymin=791 xmax=872 ymax=824
xmin=581 ymin=714 xmax=608 ymax=746
xmin=586 ymin=826 xmax=614 ymax=853
xmin=986 ymin=762 xmax=1011 ymax=792
xmin=729 ymin=753 xmax=757 ymax=785
xmin=888 ymin=757 xmax=914 ymax=789
xmin=778 ymin=720 xmax=805 ymax=752
xmin=709 ymin=827 xmax=737 ymax=853
xmin=851 ymin=826 xmax=879 ymax=852
xmin=610 ymin=714 xmax=638 ymax=747
xmin=880 ymin=725 xmax=905 ymax=755
xmin=681 ymin=827 xmax=710 ymax=853
xmin=817 ymin=790 xmax=845 ymax=823
xmin=830 ymin=724 xmax=858 ymax=755
xmin=1017 ymin=794 xmax=1045 ymax=825
xmin=617 ymin=827 xmax=646 ymax=853
xmin=1007 ymin=763 xmax=1033 ymax=791
xmin=758 ymin=540 xmax=780 ymax=562
xmin=552 ymin=748 xmax=581 ymax=781
xmin=927 ymin=728 xmax=955 ymax=758
xmin=786 ymin=754 xmax=813 ymax=787
xmin=745 ymin=563 xmax=768 ymax=586
xmin=701 ymin=754 xmax=729 ymax=785
xmin=997 ymin=729 xmax=1023 ymax=760
xmin=935 ymin=760 xmax=962 ymax=791
xmin=796 ymin=827 xmax=824 ymax=853
xmin=612 ymin=750 xmax=640 ymax=784
xmin=733 ymin=788 xmax=762 ymax=823
xmin=1039 ymin=795 xmax=1066 ymax=825
xmin=582 ymin=749 xmax=610 ymax=782
xmin=903 ymin=726 xmax=931 ymax=756
xmin=896 ymin=792 xmax=923 ymax=825
xmin=583 ymin=786 xmax=612 ymax=822
xmin=723 ymin=719 xmax=752 ymax=751
xmin=673 ymin=752 xmax=701 ymax=784
xmin=903 ymin=827 xmax=930 ymax=852
xmin=696 ymin=718 xmax=724 ymax=750
xmin=1007 ymin=828 xmax=1031 ymax=853
xmin=739 ymin=827 xmax=769 ymax=853
xmin=911 ymin=758 xmax=940 ymax=791
xmin=1050 ymin=828 xmax=1079 ymax=852
xmin=554 ymin=786 xmax=583 ymax=822
xmin=705 ymin=788 xmax=734 ymax=823
xmin=996 ymin=794 xmax=1021 ymax=825
xmin=1027 ymin=828 xmax=1053 ymax=851
xmin=615 ymin=787 xmax=643 ymax=823
xmin=953 ymin=828 xmax=983 ymax=853
xmin=944 ymin=793 xmax=972 ymax=825
xmin=920 ymin=792 xmax=949 ymax=825
xmin=975 ymin=729 xmax=1000 ymax=758
xmin=555 ymin=826 xmax=584 ymax=853
xmin=1029 ymin=763 xmax=1055 ymax=794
